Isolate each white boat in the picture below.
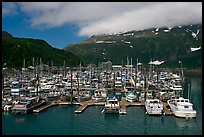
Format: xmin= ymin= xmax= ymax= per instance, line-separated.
xmin=190 ymin=46 xmax=201 ymax=52
xmin=124 ymin=77 xmax=138 ymax=102
xmin=76 ymin=90 xmax=91 ymax=102
xmin=145 ymin=99 xmax=164 ymax=115
xmin=3 ymin=104 xmax=12 ymax=111
xmin=10 ymin=81 xmax=21 ymax=96
xmin=92 ymin=88 xmax=107 ymax=101
xmin=102 ymin=97 xmax=120 ymax=114
xmin=167 ymin=97 xmax=196 ymax=118
xmin=11 ymin=96 xmax=46 ymax=114
xmin=126 ymin=91 xmax=137 ymax=102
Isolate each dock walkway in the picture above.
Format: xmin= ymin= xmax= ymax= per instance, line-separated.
xmin=119 ymin=97 xmax=145 ymax=115
xmin=74 ymin=99 xmax=105 ymax=113
xmin=163 ymin=102 xmax=173 ymax=115
xmin=33 ymin=98 xmax=173 ymax=116
xmin=33 ymin=101 xmax=59 ymax=113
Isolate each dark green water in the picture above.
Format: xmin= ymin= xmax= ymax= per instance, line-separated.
xmin=2 ymin=76 xmax=202 ymax=135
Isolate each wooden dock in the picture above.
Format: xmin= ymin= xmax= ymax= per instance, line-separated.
xmin=75 ymin=104 xmax=88 ymax=113
xmin=74 ymin=100 xmax=105 ymax=114
xmin=119 ymin=97 xmax=127 ymax=115
xmin=33 ymin=101 xmax=59 ymax=113
xmin=119 ymin=97 xmax=144 ymax=115
xmin=32 ymin=98 xmax=173 ymax=116
xmin=163 ymin=102 xmax=173 ymax=115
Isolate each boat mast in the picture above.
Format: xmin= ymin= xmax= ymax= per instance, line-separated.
xmin=130 ymin=58 xmax=132 ymax=78
xmin=127 ymin=56 xmax=129 ymax=77
xmin=36 ymin=57 xmax=39 ymax=96
xmin=70 ymin=68 xmax=73 ymax=104
xmin=33 ymin=57 xmax=35 ymax=75
xmin=188 ymin=84 xmax=191 ymax=100
xmin=136 ymin=58 xmax=138 ymax=79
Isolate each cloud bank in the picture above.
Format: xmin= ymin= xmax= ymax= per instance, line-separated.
xmin=3 ymin=2 xmax=202 ymax=36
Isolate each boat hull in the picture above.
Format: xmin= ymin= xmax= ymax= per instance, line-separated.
xmin=102 ymin=108 xmax=119 ymax=114
xmin=145 ymin=99 xmax=164 ymax=115
xmin=174 ymin=110 xmax=196 ymax=118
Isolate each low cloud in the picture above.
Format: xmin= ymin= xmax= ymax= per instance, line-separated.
xmin=3 ymin=2 xmax=202 ymax=36
xmin=2 ymin=2 xmax=18 ymax=17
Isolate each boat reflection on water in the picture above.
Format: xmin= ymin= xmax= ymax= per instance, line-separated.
xmin=175 ymin=117 xmax=196 ymax=129
xmin=15 ymin=117 xmax=26 ymax=123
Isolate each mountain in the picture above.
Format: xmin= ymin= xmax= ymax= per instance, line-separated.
xmin=2 ymin=31 xmax=13 ymax=38
xmin=64 ymin=24 xmax=202 ymax=69
xmin=2 ymin=31 xmax=81 ymax=68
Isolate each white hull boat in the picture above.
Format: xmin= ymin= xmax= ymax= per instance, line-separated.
xmin=167 ymin=97 xmax=196 ymax=118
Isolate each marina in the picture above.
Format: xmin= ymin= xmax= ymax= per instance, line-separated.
xmin=2 ymin=60 xmax=194 ymax=118
xmin=2 ymin=59 xmax=200 ymax=135
xmin=3 ymin=74 xmax=202 ymax=135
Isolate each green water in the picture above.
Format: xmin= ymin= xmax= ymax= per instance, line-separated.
xmin=2 ymin=76 xmax=202 ymax=135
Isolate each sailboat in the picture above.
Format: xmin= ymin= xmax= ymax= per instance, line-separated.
xmin=125 ymin=77 xmax=137 ymax=102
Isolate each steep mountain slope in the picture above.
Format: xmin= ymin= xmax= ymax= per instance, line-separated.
xmin=64 ymin=24 xmax=202 ymax=68
xmin=2 ymin=31 xmax=81 ymax=68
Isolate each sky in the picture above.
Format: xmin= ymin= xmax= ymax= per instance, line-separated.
xmin=2 ymin=2 xmax=202 ymax=49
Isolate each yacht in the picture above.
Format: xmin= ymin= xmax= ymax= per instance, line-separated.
xmin=102 ymin=97 xmax=120 ymax=114
xmin=167 ymin=97 xmax=196 ymax=118
xmin=11 ymin=96 xmax=46 ymax=114
xmin=145 ymin=99 xmax=164 ymax=115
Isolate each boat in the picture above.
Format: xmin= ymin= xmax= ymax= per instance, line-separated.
xmin=10 ymin=81 xmax=21 ymax=96
xmin=126 ymin=91 xmax=137 ymax=102
xmin=3 ymin=105 xmax=12 ymax=112
xmin=145 ymin=99 xmax=164 ymax=115
xmin=167 ymin=97 xmax=196 ymax=118
xmin=46 ymin=93 xmax=60 ymax=101
xmin=124 ymin=77 xmax=138 ymax=102
xmin=11 ymin=96 xmax=46 ymax=114
xmin=76 ymin=90 xmax=91 ymax=102
xmin=102 ymin=97 xmax=120 ymax=114
xmin=92 ymin=88 xmax=107 ymax=101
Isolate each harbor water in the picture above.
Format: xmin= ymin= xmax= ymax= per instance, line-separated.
xmin=2 ymin=75 xmax=202 ymax=135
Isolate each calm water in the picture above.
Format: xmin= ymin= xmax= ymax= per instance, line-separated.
xmin=2 ymin=76 xmax=202 ymax=135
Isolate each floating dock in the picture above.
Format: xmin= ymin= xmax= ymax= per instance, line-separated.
xmin=119 ymin=97 xmax=127 ymax=115
xmin=33 ymin=101 xmax=59 ymax=113
xmin=119 ymin=97 xmax=145 ymax=115
xmin=74 ymin=100 xmax=105 ymax=114
xmin=33 ymin=98 xmax=173 ymax=116
xmin=163 ymin=102 xmax=173 ymax=115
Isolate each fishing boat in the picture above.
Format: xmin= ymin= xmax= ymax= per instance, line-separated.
xmin=102 ymin=97 xmax=120 ymax=114
xmin=11 ymin=96 xmax=46 ymax=114
xmin=145 ymin=99 xmax=164 ymax=115
xmin=167 ymin=97 xmax=196 ymax=118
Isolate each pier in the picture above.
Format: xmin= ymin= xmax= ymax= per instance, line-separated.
xmin=33 ymin=101 xmax=60 ymax=113
xmin=119 ymin=97 xmax=127 ymax=114
xmin=163 ymin=102 xmax=173 ymax=115
xmin=119 ymin=97 xmax=145 ymax=115
xmin=74 ymin=100 xmax=105 ymax=113
xmin=33 ymin=98 xmax=173 ymax=115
